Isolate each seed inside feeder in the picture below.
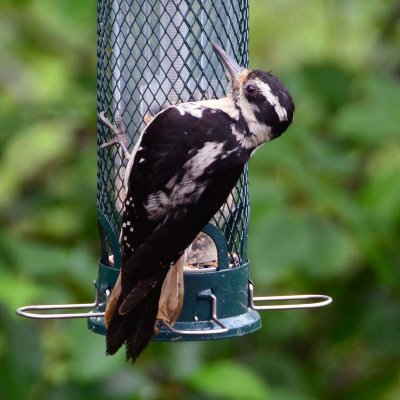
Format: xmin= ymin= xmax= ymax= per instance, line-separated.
xmin=185 ymin=232 xmax=218 ymax=271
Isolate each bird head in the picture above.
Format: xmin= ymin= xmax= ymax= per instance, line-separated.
xmin=212 ymin=43 xmax=294 ymax=143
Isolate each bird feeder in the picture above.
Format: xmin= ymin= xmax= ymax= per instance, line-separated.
xmin=16 ymin=0 xmax=331 ymax=342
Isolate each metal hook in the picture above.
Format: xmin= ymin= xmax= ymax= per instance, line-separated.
xmin=16 ymin=283 xmax=109 ymax=319
xmin=249 ymin=283 xmax=332 ymax=311
xmin=160 ymin=291 xmax=228 ymax=335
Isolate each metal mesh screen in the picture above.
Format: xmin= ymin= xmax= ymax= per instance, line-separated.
xmin=97 ymin=0 xmax=250 ymax=265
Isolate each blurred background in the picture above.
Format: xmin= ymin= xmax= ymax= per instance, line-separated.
xmin=0 ymin=0 xmax=399 ymax=399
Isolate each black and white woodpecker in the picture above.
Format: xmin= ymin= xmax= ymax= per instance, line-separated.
xmin=104 ymin=43 xmax=295 ymax=361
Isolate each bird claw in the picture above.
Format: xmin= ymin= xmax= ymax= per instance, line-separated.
xmin=99 ymin=111 xmax=131 ymax=160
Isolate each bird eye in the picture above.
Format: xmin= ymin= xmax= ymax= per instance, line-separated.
xmin=245 ymin=84 xmax=258 ymax=95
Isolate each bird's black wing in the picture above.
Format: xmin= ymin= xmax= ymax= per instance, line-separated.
xmin=107 ymin=105 xmax=249 ymax=360
xmin=120 ymin=105 xmax=246 ymax=262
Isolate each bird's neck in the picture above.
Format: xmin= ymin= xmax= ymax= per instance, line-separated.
xmin=178 ymin=96 xmax=271 ymax=149
xmin=202 ymin=95 xmax=272 ymax=149
xmin=232 ymin=96 xmax=272 ymax=149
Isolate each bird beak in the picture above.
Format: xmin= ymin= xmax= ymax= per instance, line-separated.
xmin=212 ymin=42 xmax=246 ymax=88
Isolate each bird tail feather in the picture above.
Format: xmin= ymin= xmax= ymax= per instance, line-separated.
xmin=105 ymin=284 xmax=162 ymax=362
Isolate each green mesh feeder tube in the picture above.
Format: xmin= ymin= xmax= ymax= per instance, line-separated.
xmin=15 ymin=0 xmax=332 ymax=339
xmin=90 ymin=0 xmax=261 ymax=340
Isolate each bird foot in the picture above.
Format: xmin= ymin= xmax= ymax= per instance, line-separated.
xmin=99 ymin=111 xmax=131 ymax=160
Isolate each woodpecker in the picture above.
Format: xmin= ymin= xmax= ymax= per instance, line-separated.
xmin=104 ymin=43 xmax=295 ymax=362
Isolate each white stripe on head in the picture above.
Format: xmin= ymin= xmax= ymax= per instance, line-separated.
xmin=255 ymin=78 xmax=288 ymax=122
xmin=238 ymin=92 xmax=258 ymax=124
xmin=235 ymin=91 xmax=273 ymax=148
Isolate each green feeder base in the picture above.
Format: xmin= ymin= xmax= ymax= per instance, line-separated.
xmin=87 ymin=260 xmax=261 ymax=341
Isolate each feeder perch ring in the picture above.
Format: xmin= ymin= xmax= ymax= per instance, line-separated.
xmin=248 ymin=283 xmax=332 ymax=311
xmin=16 ymin=281 xmax=332 ymax=322
xmin=16 ymin=283 xmax=110 ymax=320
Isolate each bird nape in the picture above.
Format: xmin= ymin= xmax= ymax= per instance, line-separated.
xmin=101 ymin=42 xmax=295 ymax=362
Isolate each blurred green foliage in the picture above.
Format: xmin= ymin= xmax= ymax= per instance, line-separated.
xmin=0 ymin=0 xmax=399 ymax=399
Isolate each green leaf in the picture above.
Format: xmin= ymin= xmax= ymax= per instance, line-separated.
xmin=362 ymin=141 xmax=400 ymax=222
xmin=301 ymin=64 xmax=353 ymax=110
xmin=0 ymin=122 xmax=74 ymax=209
xmin=0 ymin=269 xmax=42 ymax=311
xmin=249 ymin=209 xmax=359 ymax=284
xmin=67 ymin=319 xmax=126 ymax=383
xmin=332 ymin=75 xmax=400 ymax=144
xmin=187 ymin=360 xmax=269 ymax=400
